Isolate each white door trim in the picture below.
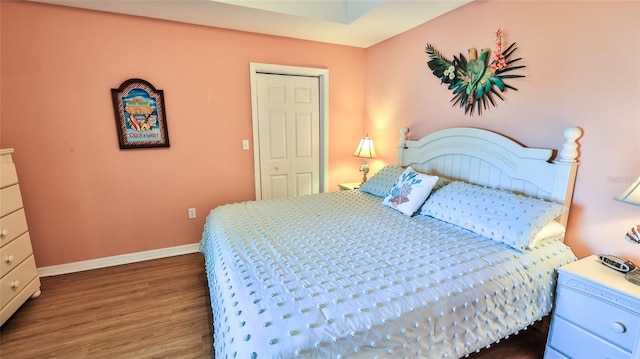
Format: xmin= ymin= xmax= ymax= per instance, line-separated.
xmin=249 ymin=62 xmax=329 ymax=199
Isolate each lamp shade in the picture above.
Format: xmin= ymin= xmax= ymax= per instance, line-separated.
xmin=615 ymin=176 xmax=640 ymax=206
xmin=353 ymin=135 xmax=376 ymax=158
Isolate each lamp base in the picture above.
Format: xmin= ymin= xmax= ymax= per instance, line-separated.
xmin=625 ymin=224 xmax=640 ymax=244
xmin=359 ymin=160 xmax=370 ymax=186
xmin=359 ymin=172 xmax=369 ymax=187
xmin=625 ymin=268 xmax=640 ymax=286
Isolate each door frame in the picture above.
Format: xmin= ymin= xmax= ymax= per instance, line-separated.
xmin=249 ymin=62 xmax=329 ymax=199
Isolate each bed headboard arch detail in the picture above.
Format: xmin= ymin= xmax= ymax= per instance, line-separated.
xmin=397 ymin=126 xmax=582 ymax=227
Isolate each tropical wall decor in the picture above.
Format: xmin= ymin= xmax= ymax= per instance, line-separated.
xmin=111 ymin=78 xmax=170 ymax=149
xmin=425 ymin=29 xmax=525 ymax=116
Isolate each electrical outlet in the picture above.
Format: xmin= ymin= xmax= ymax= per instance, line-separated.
xmin=188 ymin=208 xmax=196 ymax=219
xmin=242 ymin=139 xmax=250 ymax=150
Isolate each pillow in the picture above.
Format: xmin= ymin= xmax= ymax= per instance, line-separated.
xmin=416 ymin=176 xmax=452 ymax=214
xmin=382 ymin=167 xmax=439 ymax=216
xmin=421 ymin=181 xmax=568 ymax=252
xmin=359 ymin=165 xmax=405 ymax=197
xmin=433 ymin=176 xmax=452 ymax=191
xmin=529 ymin=220 xmax=566 ymax=249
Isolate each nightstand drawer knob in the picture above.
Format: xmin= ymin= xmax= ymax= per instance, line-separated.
xmin=0 ymin=229 xmax=7 ymax=237
xmin=610 ymin=321 xmax=627 ymax=333
xmin=4 ymin=255 xmax=14 ymax=263
xmin=10 ymin=280 xmax=20 ymax=289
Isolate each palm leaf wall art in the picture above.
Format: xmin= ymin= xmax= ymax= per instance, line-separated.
xmin=426 ymin=29 xmax=526 ymax=116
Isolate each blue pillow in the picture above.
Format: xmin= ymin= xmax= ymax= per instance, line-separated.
xmin=359 ymin=165 xmax=405 ymax=197
xmin=421 ymin=181 xmax=567 ymax=252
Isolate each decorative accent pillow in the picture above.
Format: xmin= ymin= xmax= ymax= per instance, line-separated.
xmin=359 ymin=165 xmax=405 ymax=197
xmin=382 ymin=167 xmax=439 ymax=216
xmin=421 ymin=181 xmax=568 ymax=252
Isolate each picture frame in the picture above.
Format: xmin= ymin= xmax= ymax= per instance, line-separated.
xmin=111 ymin=78 xmax=170 ymax=149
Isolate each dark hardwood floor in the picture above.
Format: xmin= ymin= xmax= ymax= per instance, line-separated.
xmin=0 ymin=253 xmax=546 ymax=358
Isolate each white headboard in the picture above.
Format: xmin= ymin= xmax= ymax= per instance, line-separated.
xmin=396 ymin=127 xmax=582 ymax=227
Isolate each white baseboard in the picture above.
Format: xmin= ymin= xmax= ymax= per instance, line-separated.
xmin=37 ymin=243 xmax=201 ymax=277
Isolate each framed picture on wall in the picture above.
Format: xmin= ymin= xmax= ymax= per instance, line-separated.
xmin=111 ymin=78 xmax=170 ymax=149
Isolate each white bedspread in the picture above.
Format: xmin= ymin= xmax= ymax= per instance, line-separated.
xmin=200 ymin=190 xmax=576 ymax=358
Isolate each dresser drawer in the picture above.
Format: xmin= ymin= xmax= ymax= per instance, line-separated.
xmin=548 ymin=316 xmax=630 ymax=359
xmin=0 ymin=162 xmax=18 ymax=189
xmin=555 ymin=284 xmax=639 ymax=352
xmin=0 ymin=255 xmax=38 ymax=309
xmin=0 ymin=233 xmax=33 ymax=278
xmin=0 ymin=274 xmax=40 ymax=326
xmin=0 ymin=185 xmax=23 ymax=218
xmin=0 ymin=208 xmax=28 ymax=248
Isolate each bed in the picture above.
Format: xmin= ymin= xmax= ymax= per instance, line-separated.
xmin=200 ymin=126 xmax=582 ymax=358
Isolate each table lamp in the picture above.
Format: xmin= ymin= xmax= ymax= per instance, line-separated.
xmin=353 ymin=134 xmax=376 ymax=186
xmin=614 ymin=175 xmax=640 ymax=284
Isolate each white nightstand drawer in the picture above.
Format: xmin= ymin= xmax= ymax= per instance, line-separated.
xmin=555 ymin=283 xmax=639 ymax=351
xmin=0 ymin=208 xmax=28 ymax=248
xmin=0 ymin=232 xmax=33 ymax=278
xmin=548 ymin=316 xmax=630 ymax=359
xmin=0 ymin=255 xmax=38 ymax=309
xmin=0 ymin=185 xmax=23 ymax=218
xmin=544 ymin=346 xmax=569 ymax=359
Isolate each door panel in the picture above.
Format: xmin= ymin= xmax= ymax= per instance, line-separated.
xmin=267 ymin=113 xmax=287 ymax=160
xmin=295 ymin=172 xmax=313 ymax=196
xmin=269 ymin=175 xmax=288 ymax=199
xmin=295 ymin=114 xmax=312 ymax=158
xmin=257 ymin=74 xmax=319 ymax=200
xmin=263 ymin=112 xmax=290 ymax=199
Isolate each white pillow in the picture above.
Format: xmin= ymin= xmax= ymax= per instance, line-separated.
xmin=529 ymin=220 xmax=566 ymax=249
xmin=421 ymin=181 xmax=568 ymax=252
xmin=359 ymin=165 xmax=405 ymax=197
xmin=382 ymin=167 xmax=439 ymax=216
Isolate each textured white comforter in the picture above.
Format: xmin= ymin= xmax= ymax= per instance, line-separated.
xmin=200 ymin=190 xmax=576 ymax=358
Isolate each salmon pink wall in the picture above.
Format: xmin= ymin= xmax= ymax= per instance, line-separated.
xmin=3 ymin=1 xmax=639 ymax=268
xmin=365 ymin=1 xmax=640 ymax=261
xmin=1 ymin=2 xmax=366 ymax=267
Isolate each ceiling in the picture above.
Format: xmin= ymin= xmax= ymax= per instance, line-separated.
xmin=29 ymin=0 xmax=472 ymax=48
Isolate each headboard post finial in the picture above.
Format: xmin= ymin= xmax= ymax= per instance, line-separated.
xmin=397 ymin=127 xmax=409 ymax=166
xmin=399 ymin=127 xmax=409 ymax=148
xmin=558 ymin=127 xmax=582 ymax=163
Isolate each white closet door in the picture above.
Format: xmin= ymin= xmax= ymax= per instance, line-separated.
xmin=256 ymin=73 xmax=320 ymax=200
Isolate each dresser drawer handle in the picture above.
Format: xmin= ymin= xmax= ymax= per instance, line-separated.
xmin=0 ymin=229 xmax=7 ymax=237
xmin=610 ymin=321 xmax=627 ymax=333
xmin=4 ymin=255 xmax=14 ymax=264
xmin=10 ymin=280 xmax=20 ymax=289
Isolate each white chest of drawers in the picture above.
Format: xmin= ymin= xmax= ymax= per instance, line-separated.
xmin=545 ymin=255 xmax=640 ymax=359
xmin=0 ymin=148 xmax=41 ymax=326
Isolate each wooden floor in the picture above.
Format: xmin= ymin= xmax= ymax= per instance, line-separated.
xmin=0 ymin=253 xmax=213 ymax=359
xmin=0 ymin=253 xmax=547 ymax=358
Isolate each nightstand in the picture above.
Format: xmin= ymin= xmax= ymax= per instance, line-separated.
xmin=544 ymin=255 xmax=640 ymax=359
xmin=338 ymin=182 xmax=360 ymax=191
